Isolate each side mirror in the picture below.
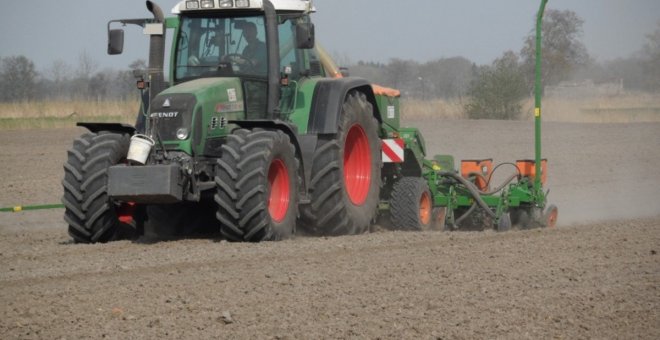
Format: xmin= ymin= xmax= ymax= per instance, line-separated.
xmin=296 ymin=23 xmax=315 ymax=49
xmin=108 ymin=29 xmax=125 ymax=55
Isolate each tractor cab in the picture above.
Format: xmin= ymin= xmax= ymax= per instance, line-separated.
xmin=108 ymin=0 xmax=321 ymax=144
xmin=170 ymin=1 xmax=320 ymax=119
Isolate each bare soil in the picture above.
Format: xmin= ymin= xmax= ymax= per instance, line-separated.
xmin=1 ymin=120 xmax=659 ymax=339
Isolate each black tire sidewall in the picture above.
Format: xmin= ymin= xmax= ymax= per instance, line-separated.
xmin=215 ymin=129 xmax=298 ymax=242
xmin=390 ymin=177 xmax=431 ymax=231
xmin=266 ymin=133 xmax=298 ymax=240
xmin=63 ymin=132 xmax=129 ymax=243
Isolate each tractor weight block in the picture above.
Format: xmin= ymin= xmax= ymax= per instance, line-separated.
xmin=108 ymin=164 xmax=183 ymax=204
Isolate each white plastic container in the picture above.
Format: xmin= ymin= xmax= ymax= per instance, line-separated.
xmin=127 ymin=134 xmax=155 ymax=165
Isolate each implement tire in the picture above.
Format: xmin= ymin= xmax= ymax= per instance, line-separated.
xmin=390 ymin=177 xmax=433 ymax=231
xmin=215 ymin=129 xmax=298 ymax=242
xmin=62 ymin=132 xmax=132 ymax=243
xmin=300 ymin=91 xmax=381 ymax=236
xmin=544 ymin=204 xmax=558 ymax=228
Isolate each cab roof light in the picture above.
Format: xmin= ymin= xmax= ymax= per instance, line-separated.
xmin=235 ymin=0 xmax=250 ymax=7
xmin=219 ymin=0 xmax=233 ymax=8
xmin=200 ymin=0 xmax=215 ymax=8
xmin=186 ymin=0 xmax=200 ymax=9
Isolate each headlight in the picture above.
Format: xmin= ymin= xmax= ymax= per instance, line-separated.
xmin=219 ymin=0 xmax=233 ymax=8
xmin=200 ymin=0 xmax=214 ymax=8
xmin=235 ymin=0 xmax=250 ymax=7
xmin=186 ymin=0 xmax=200 ymax=9
xmin=176 ymin=128 xmax=189 ymax=140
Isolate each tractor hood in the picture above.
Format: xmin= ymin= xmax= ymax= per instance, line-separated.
xmin=161 ymin=77 xmax=243 ymax=98
xmin=149 ymin=77 xmax=245 ymax=154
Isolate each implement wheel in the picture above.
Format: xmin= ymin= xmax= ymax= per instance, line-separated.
xmin=62 ymin=132 xmax=136 ymax=243
xmin=544 ymin=204 xmax=558 ymax=228
xmin=215 ymin=129 xmax=298 ymax=242
xmin=390 ymin=177 xmax=433 ymax=231
xmin=299 ymin=91 xmax=381 ymax=236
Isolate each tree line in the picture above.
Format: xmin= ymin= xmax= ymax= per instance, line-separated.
xmin=346 ymin=10 xmax=660 ymax=119
xmin=0 ymin=52 xmax=146 ymax=103
xmin=1 ymin=10 xmax=658 ymax=120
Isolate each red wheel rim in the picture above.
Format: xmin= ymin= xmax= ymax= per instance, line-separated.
xmin=268 ymin=159 xmax=290 ymax=223
xmin=419 ymin=192 xmax=431 ymax=225
xmin=343 ymin=124 xmax=371 ymax=205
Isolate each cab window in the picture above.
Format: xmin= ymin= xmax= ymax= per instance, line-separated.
xmin=175 ymin=15 xmax=267 ymax=81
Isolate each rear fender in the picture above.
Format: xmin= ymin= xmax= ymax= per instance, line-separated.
xmin=307 ymin=77 xmax=382 ymax=135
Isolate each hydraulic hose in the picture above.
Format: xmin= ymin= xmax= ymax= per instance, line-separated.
xmin=0 ymin=204 xmax=64 ymax=212
xmin=467 ymin=172 xmax=518 ymax=195
xmin=454 ymin=203 xmax=477 ymax=226
xmin=452 ymin=172 xmax=517 ymax=227
xmin=439 ymin=171 xmax=497 ymax=218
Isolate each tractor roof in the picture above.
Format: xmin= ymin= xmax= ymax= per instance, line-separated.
xmin=173 ymin=0 xmax=315 ymax=14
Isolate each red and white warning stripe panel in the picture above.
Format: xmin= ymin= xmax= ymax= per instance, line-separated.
xmin=382 ymin=138 xmax=404 ymax=163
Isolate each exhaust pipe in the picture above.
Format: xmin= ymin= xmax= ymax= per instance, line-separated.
xmin=146 ymin=1 xmax=166 ymax=100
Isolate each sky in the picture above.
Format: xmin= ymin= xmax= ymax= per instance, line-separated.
xmin=0 ymin=0 xmax=658 ymax=75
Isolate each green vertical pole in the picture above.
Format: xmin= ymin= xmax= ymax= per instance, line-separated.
xmin=534 ymin=0 xmax=548 ymax=196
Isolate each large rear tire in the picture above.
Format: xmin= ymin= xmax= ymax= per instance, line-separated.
xmin=390 ymin=177 xmax=433 ymax=231
xmin=62 ymin=132 xmax=133 ymax=243
xmin=299 ymin=91 xmax=381 ymax=236
xmin=215 ymin=129 xmax=298 ymax=242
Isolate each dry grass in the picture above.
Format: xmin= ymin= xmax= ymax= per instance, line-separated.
xmin=540 ymin=93 xmax=660 ymax=123
xmin=1 ymin=93 xmax=658 ymax=130
xmin=0 ymin=100 xmax=138 ymax=129
xmin=400 ymin=98 xmax=465 ymax=120
xmin=0 ymin=100 xmax=139 ymax=118
xmin=402 ymin=93 xmax=660 ymax=123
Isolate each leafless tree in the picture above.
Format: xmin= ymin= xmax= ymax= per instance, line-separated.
xmin=642 ymin=21 xmax=660 ymax=91
xmin=0 ymin=55 xmax=38 ymax=102
xmin=520 ymin=9 xmax=589 ymax=89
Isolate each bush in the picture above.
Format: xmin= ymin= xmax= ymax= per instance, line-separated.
xmin=464 ymin=51 xmax=528 ymax=120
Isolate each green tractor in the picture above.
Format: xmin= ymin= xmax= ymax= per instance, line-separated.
xmin=62 ymin=0 xmax=557 ymax=244
xmin=63 ymin=0 xmax=387 ymax=242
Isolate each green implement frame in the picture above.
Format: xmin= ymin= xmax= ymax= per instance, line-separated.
xmin=534 ymin=0 xmax=548 ymax=195
xmin=386 ymin=0 xmax=552 ymax=230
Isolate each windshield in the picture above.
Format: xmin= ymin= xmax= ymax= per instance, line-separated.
xmin=175 ymin=15 xmax=267 ymax=81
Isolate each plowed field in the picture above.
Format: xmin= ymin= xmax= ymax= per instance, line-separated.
xmin=1 ymin=119 xmax=659 ymax=339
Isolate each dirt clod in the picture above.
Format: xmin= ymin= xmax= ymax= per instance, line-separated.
xmin=221 ymin=311 xmax=234 ymax=324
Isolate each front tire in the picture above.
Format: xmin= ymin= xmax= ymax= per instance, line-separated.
xmin=215 ymin=129 xmax=298 ymax=242
xmin=299 ymin=91 xmax=381 ymax=236
xmin=62 ymin=132 xmax=132 ymax=243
